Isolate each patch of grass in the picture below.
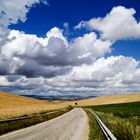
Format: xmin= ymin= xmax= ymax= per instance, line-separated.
xmin=84 ymin=109 xmax=105 ymax=140
xmin=87 ymin=102 xmax=140 ymax=118
xmin=0 ymin=107 xmax=72 ymax=135
xmin=87 ymin=102 xmax=140 ymax=140
xmin=96 ymin=112 xmax=140 ymax=140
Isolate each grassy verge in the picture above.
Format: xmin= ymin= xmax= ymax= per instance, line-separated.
xmin=87 ymin=102 xmax=140 ymax=140
xmin=0 ymin=106 xmax=72 ymax=135
xmin=96 ymin=111 xmax=140 ymax=140
xmin=84 ymin=109 xmax=105 ymax=140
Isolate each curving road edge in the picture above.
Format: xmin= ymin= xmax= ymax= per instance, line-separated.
xmin=0 ymin=108 xmax=89 ymax=140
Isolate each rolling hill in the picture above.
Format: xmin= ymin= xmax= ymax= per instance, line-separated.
xmin=0 ymin=92 xmax=67 ymax=119
xmin=0 ymin=92 xmax=140 ymax=119
xmin=76 ymin=93 xmax=140 ymax=106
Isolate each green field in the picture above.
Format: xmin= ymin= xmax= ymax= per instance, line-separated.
xmin=88 ymin=101 xmax=140 ymax=118
xmin=86 ymin=102 xmax=140 ymax=140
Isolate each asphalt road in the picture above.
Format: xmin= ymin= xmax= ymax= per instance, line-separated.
xmin=0 ymin=108 xmax=89 ymax=140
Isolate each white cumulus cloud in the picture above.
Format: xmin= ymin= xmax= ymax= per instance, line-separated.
xmin=0 ymin=28 xmax=112 ymax=78
xmin=0 ymin=0 xmax=47 ymax=26
xmin=0 ymin=2 xmax=140 ymax=96
xmin=45 ymin=56 xmax=140 ymax=95
xmin=75 ymin=6 xmax=140 ymax=41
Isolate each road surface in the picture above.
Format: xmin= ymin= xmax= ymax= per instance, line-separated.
xmin=0 ymin=108 xmax=89 ymax=140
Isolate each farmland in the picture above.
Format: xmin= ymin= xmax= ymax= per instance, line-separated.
xmin=0 ymin=92 xmax=69 ymax=119
xmin=0 ymin=92 xmax=140 ymax=139
xmin=86 ymin=102 xmax=140 ymax=140
xmin=0 ymin=92 xmax=140 ymax=119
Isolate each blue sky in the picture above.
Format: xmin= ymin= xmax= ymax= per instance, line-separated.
xmin=0 ymin=0 xmax=140 ymax=97
xmin=9 ymin=0 xmax=140 ymax=60
xmin=10 ymin=0 xmax=140 ymax=36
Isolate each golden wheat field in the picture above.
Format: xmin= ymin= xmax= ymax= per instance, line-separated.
xmin=76 ymin=93 xmax=140 ymax=106
xmin=0 ymin=92 xmax=140 ymax=119
xmin=0 ymin=92 xmax=69 ymax=119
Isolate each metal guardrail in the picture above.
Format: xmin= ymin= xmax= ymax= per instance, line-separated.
xmin=87 ymin=109 xmax=117 ymax=140
xmin=0 ymin=110 xmax=60 ymax=124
